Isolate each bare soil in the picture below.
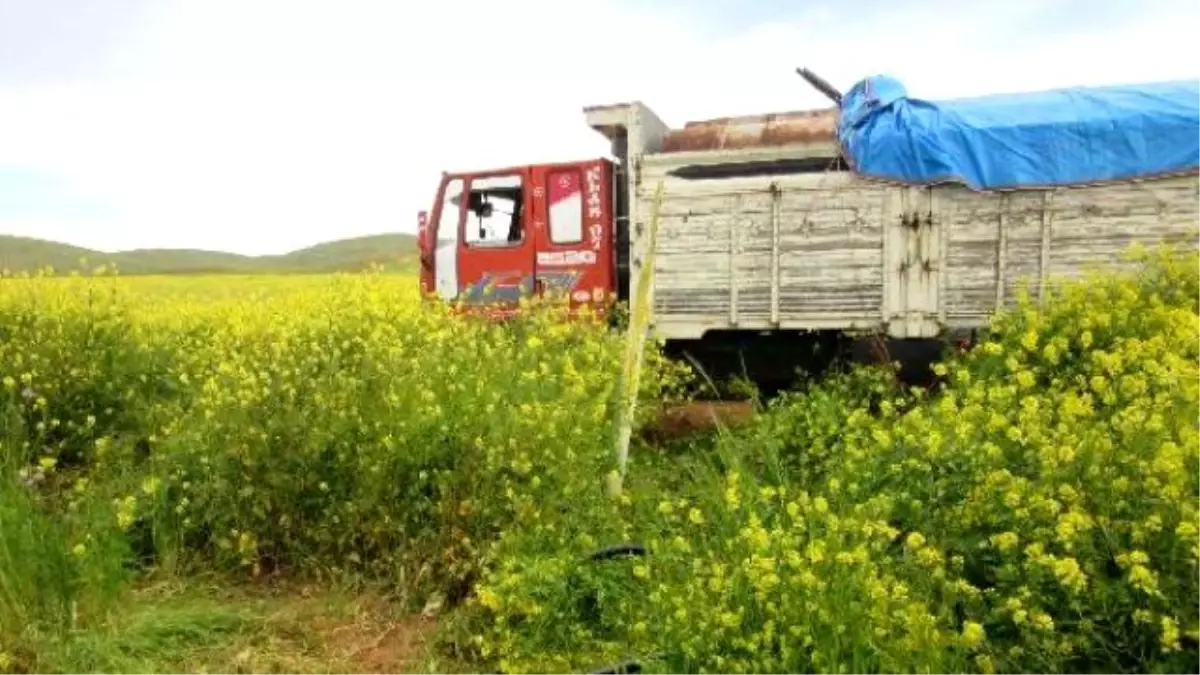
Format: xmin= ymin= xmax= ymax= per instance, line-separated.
xmin=320 ymin=612 xmax=436 ymax=673
xmin=638 ymin=400 xmax=756 ymax=445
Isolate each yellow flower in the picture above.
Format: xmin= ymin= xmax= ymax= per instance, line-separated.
xmin=990 ymin=531 xmax=1019 ymax=552
xmin=1128 ymin=564 xmax=1160 ymax=596
xmin=961 ymin=621 xmax=986 ymax=648
xmin=1160 ymin=616 xmax=1181 ymax=652
xmin=1031 ymin=611 xmax=1055 ymax=632
xmin=477 ymin=586 xmax=500 ymax=611
xmin=1048 ymin=557 xmax=1086 ymax=593
xmin=904 ymin=532 xmax=926 ymax=550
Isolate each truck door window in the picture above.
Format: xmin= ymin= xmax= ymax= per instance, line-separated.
xmin=434 ymin=177 xmax=463 ymax=301
xmin=437 ymin=178 xmax=464 ymax=244
xmin=463 ymin=175 xmax=524 ymax=247
xmin=547 ymin=169 xmax=584 ymax=244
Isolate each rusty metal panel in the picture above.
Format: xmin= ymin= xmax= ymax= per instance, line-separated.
xmin=659 ymin=108 xmax=839 ymax=154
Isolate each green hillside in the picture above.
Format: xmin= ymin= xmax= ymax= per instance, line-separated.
xmin=0 ymin=233 xmax=418 ymax=276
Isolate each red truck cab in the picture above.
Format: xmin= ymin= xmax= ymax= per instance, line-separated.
xmin=418 ymin=159 xmax=620 ymax=317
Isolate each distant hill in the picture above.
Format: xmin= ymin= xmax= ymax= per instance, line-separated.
xmin=0 ymin=233 xmax=419 ymax=276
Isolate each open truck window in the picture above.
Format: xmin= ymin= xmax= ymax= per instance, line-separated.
xmin=434 ymin=177 xmax=464 ymax=301
xmin=437 ymin=178 xmax=463 ymax=244
xmin=461 ymin=174 xmax=524 ymax=247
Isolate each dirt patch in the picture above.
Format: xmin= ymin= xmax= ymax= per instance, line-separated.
xmin=638 ymin=400 xmax=756 ymax=445
xmin=304 ymin=593 xmax=438 ymax=674
xmin=326 ymin=615 xmax=436 ymax=674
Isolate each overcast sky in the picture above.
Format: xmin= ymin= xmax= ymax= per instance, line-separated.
xmin=0 ymin=0 xmax=1196 ymax=255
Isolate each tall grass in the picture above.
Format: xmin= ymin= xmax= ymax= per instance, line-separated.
xmin=0 ymin=455 xmax=131 ymax=671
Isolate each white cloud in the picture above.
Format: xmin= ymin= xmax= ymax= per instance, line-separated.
xmin=0 ymin=0 xmax=1195 ymax=254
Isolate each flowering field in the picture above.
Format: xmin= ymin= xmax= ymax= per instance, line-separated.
xmin=460 ymin=245 xmax=1200 ymax=674
xmin=0 ymin=270 xmax=686 ymax=671
xmin=1 ymin=244 xmax=1198 ymax=673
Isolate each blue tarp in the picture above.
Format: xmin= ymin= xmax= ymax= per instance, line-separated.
xmin=837 ymin=75 xmax=1200 ymax=191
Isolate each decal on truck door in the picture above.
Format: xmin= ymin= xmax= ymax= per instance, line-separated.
xmin=461 ymin=271 xmax=532 ymax=305
xmin=538 ymin=271 xmax=583 ymax=295
xmin=584 ymin=165 xmax=604 ymax=251
xmin=461 ymin=271 xmax=583 ymax=305
xmin=537 ymin=250 xmax=596 ymax=266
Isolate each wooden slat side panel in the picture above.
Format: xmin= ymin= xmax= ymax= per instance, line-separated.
xmin=1044 ymin=178 xmax=1199 ymax=280
xmin=939 ymin=176 xmax=1199 ymax=323
xmin=636 ymin=168 xmax=889 ymax=333
xmin=636 ymin=150 xmax=1198 ymax=338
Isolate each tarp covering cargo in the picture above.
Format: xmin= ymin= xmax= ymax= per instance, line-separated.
xmin=837 ymin=75 xmax=1200 ymax=190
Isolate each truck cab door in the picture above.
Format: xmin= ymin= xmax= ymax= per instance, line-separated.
xmin=429 ymin=170 xmax=536 ymax=309
xmin=530 ymin=160 xmax=615 ymax=311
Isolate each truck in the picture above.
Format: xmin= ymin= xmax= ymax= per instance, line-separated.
xmin=416 ymin=70 xmax=1200 ymax=390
